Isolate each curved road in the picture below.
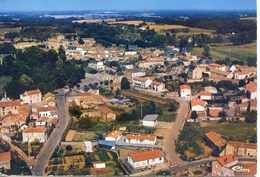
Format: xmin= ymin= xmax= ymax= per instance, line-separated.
xmin=32 ymin=92 xmax=69 ymax=176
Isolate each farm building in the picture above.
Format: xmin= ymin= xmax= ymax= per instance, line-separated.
xmin=142 ymin=114 xmax=158 ymax=127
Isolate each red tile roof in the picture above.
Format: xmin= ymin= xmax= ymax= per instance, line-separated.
xmin=200 ymin=90 xmax=211 ymax=96
xmin=37 ymin=106 xmax=57 ymax=112
xmin=23 ymin=126 xmax=47 ymax=133
xmin=98 ymin=106 xmax=114 ymax=115
xmin=229 ymin=141 xmax=257 ymax=149
xmin=0 ymin=151 xmax=11 ymax=162
xmin=133 ymin=77 xmax=149 ymax=82
xmin=129 ymin=150 xmax=164 ymax=162
xmin=105 ymin=130 xmax=122 ymax=139
xmin=152 ymin=81 xmax=163 ymax=86
xmin=24 ymin=89 xmax=41 ymax=96
xmin=0 ymin=100 xmax=21 ymax=107
xmin=205 ymin=131 xmax=227 ymax=147
xmin=191 ymin=98 xmax=205 ymax=107
xmin=209 ymin=107 xmax=223 ymax=117
xmin=180 ymin=84 xmax=191 ymax=90
xmin=125 ymin=134 xmax=156 ymax=141
xmin=245 ymin=82 xmax=256 ymax=90
xmin=216 ymin=154 xmax=238 ymax=166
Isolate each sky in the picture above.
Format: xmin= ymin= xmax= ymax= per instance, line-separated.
xmin=0 ymin=0 xmax=257 ymax=12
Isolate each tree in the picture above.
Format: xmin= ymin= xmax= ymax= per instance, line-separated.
xmin=66 ymin=145 xmax=72 ymax=151
xmin=115 ymin=88 xmax=121 ymax=95
xmin=245 ymin=110 xmax=257 ymax=123
xmin=168 ymin=102 xmax=177 ymax=112
xmin=218 ymin=111 xmax=227 ymax=118
xmin=121 ymin=77 xmax=130 ymax=90
xmin=202 ymin=45 xmax=211 ymax=58
xmin=247 ymin=56 xmax=257 ymax=67
xmin=69 ymin=102 xmax=82 ymax=119
xmin=78 ymin=37 xmax=84 ymax=45
xmin=191 ymin=111 xmax=198 ymax=120
xmin=78 ymin=115 xmax=97 ymax=129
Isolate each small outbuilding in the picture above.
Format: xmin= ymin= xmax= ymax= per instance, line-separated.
xmin=142 ymin=114 xmax=158 ymax=127
xmin=84 ymin=141 xmax=93 ymax=152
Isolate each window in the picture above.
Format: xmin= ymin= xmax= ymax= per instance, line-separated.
xmin=216 ymin=163 xmax=218 ymax=168
xmin=159 ymin=157 xmax=162 ymax=160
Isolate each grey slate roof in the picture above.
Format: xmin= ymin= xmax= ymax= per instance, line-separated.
xmin=143 ymin=114 xmax=158 ymax=121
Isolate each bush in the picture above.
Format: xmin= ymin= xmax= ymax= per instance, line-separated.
xmin=66 ymin=145 xmax=72 ymax=151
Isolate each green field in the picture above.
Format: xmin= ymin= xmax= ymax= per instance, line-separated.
xmin=0 ymin=76 xmax=12 ymax=92
xmin=191 ymin=42 xmax=256 ymax=62
xmin=0 ymin=27 xmax=21 ymax=35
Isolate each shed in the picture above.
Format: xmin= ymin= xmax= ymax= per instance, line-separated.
xmin=143 ymin=114 xmax=158 ymax=127
xmin=84 ymin=141 xmax=93 ymax=152
xmin=94 ymin=163 xmax=106 ymax=171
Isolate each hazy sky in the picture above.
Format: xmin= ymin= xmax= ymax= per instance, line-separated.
xmin=0 ymin=0 xmax=257 ymax=12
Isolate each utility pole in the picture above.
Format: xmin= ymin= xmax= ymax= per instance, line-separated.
xmin=141 ymin=102 xmax=142 ymax=119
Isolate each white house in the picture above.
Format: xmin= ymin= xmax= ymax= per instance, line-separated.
xmin=105 ymin=130 xmax=122 ymax=142
xmin=20 ymin=89 xmax=42 ymax=104
xmin=151 ymin=81 xmax=165 ymax=92
xmin=143 ymin=114 xmax=158 ymax=127
xmin=121 ymin=62 xmax=134 ymax=69
xmin=124 ymin=69 xmax=145 ymax=80
xmin=200 ymin=90 xmax=212 ymax=100
xmin=127 ymin=150 xmax=164 ymax=169
xmin=125 ymin=134 xmax=156 ymax=145
xmin=37 ymin=106 xmax=58 ymax=118
xmin=191 ymin=98 xmax=206 ymax=112
xmin=22 ymin=127 xmax=47 ymax=143
xmin=132 ymin=77 xmax=153 ymax=88
xmin=247 ymin=87 xmax=257 ymax=99
xmin=234 ymin=71 xmax=249 ymax=80
xmin=180 ymin=85 xmax=191 ymax=98
xmin=84 ymin=141 xmax=93 ymax=152
xmin=35 ymin=121 xmax=47 ymax=127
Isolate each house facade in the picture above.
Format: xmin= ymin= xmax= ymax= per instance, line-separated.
xmin=151 ymin=81 xmax=165 ymax=92
xmin=0 ymin=151 xmax=11 ymax=169
xmin=127 ymin=150 xmax=164 ymax=169
xmin=211 ymin=154 xmax=238 ymax=176
xmin=22 ymin=127 xmax=48 ymax=143
xmin=191 ymin=98 xmax=205 ymax=112
xmin=125 ymin=134 xmax=157 ymax=145
xmin=20 ymin=89 xmax=42 ymax=104
xmin=180 ymin=85 xmax=191 ymax=98
xmin=220 ymin=141 xmax=257 ymax=157
xmin=97 ymin=106 xmax=116 ymax=121
xmin=0 ymin=100 xmax=21 ymax=116
xmin=132 ymin=77 xmax=153 ymax=88
xmin=200 ymin=90 xmax=211 ymax=100
xmin=143 ymin=114 xmax=158 ymax=127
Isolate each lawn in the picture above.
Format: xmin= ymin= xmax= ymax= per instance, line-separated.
xmin=176 ymin=121 xmax=257 ymax=160
xmin=145 ymin=24 xmax=215 ymax=34
xmin=157 ymin=104 xmax=177 ymax=122
xmin=0 ymin=76 xmax=12 ymax=92
xmin=0 ymin=27 xmax=21 ymax=35
xmin=92 ymin=122 xmax=113 ymax=133
xmin=191 ymin=42 xmax=256 ymax=62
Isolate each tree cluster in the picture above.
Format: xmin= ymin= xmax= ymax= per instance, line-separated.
xmin=1 ymin=44 xmax=85 ymax=98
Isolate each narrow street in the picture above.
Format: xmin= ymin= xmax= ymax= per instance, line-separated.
xmin=32 ymin=92 xmax=69 ymax=176
xmin=163 ymin=97 xmax=189 ymax=166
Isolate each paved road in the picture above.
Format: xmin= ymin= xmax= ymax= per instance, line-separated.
xmin=163 ymin=96 xmax=190 ymax=166
xmin=32 ymin=92 xmax=69 ymax=176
